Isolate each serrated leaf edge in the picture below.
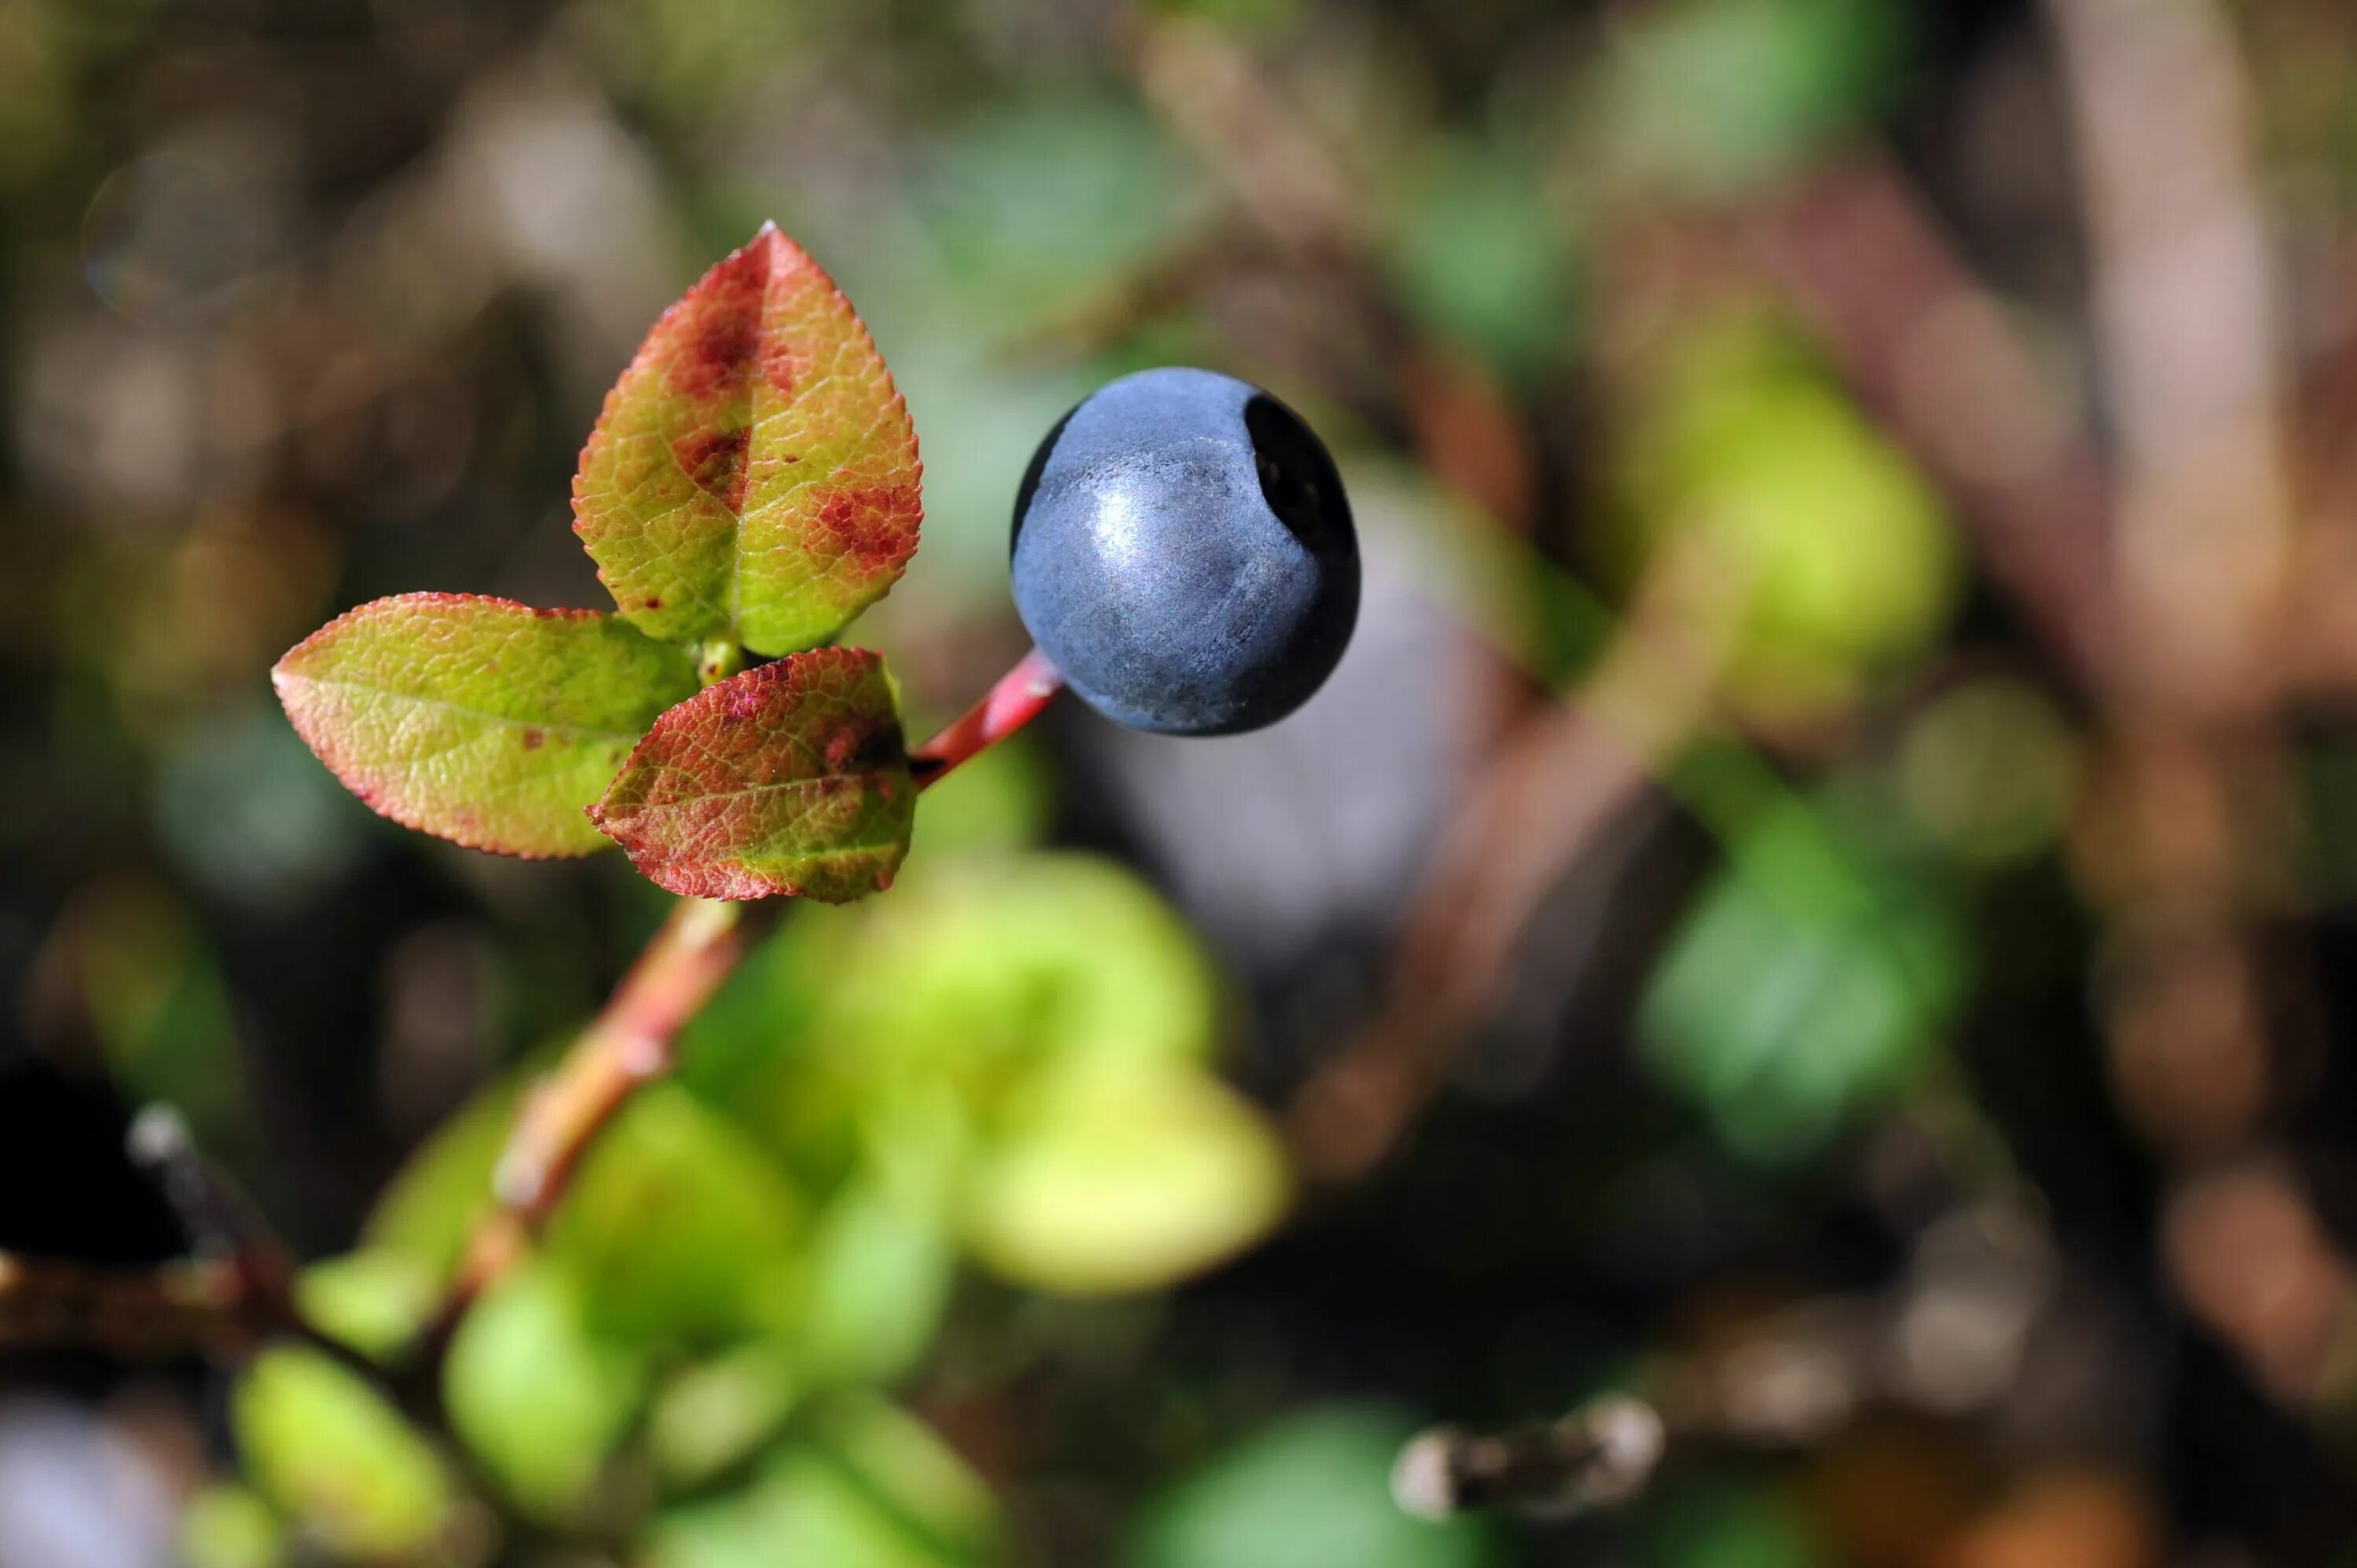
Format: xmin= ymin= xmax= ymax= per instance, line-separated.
xmin=272 ymin=591 xmax=670 ymax=862
xmin=569 ymin=222 xmax=926 ymax=657
xmin=588 ymin=647 xmax=913 ymax=902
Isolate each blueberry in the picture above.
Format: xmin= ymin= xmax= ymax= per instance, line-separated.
xmin=1010 ymin=368 xmax=1359 ymax=736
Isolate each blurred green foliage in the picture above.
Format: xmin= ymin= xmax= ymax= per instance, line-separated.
xmin=1581 ymin=0 xmax=1909 ymax=198
xmin=1125 ymin=1405 xmax=1501 ymax=1568
xmin=232 ymin=1346 xmax=456 ymax=1560
xmin=16 ymin=0 xmax=2339 ymax=1559
xmin=1641 ymin=801 xmax=1967 ymax=1165
xmin=232 ymin=852 xmax=1285 ymax=1548
xmin=1618 ymin=312 xmax=1959 ymax=726
xmin=179 ymin=1484 xmax=287 ymax=1568
xmin=1643 ymin=1480 xmax=1832 ymax=1568
xmin=645 ymin=1394 xmax=1002 ymax=1568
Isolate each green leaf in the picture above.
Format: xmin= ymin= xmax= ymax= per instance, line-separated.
xmin=232 ymin=1345 xmax=453 ymax=1562
xmin=546 ymin=1082 xmax=807 ymax=1343
xmin=676 ymin=855 xmax=1219 ymax=1160
xmin=648 ymin=1394 xmax=1000 ymax=1568
xmin=1125 ymin=1405 xmax=1500 ymax=1568
xmin=797 ymin=1171 xmax=959 ymax=1386
xmin=650 ymin=1342 xmax=804 ymax=1492
xmin=591 ymin=647 xmax=915 ymax=902
xmin=1896 ymin=678 xmax=2082 ymax=868
xmin=1640 ymin=803 xmax=1967 ymax=1164
xmin=1644 ymin=1478 xmax=1831 ymax=1568
xmin=823 ymin=853 xmax=1218 ymax=1081
xmin=361 ymin=1077 xmax=520 ymax=1281
xmin=1585 ymin=0 xmax=1907 ymax=199
xmin=273 ymin=593 xmax=698 ymax=857
xmin=962 ymin=1059 xmax=1291 ymax=1296
xmin=1620 ymin=313 xmax=1957 ymax=725
xmin=179 ymin=1485 xmax=286 ymax=1568
xmin=915 ymin=97 xmax=1199 ymax=332
xmin=296 ymin=1251 xmax=438 ymax=1363
xmin=1387 ymin=139 xmax=1577 ymax=379
xmin=445 ymin=1258 xmax=647 ymax=1522
xmin=574 ymin=223 xmax=922 ymax=655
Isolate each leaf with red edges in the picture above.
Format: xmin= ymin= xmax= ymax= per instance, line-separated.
xmin=573 ymin=225 xmax=922 ymax=657
xmin=590 ymin=648 xmax=915 ymax=902
xmin=273 ymin=594 xmax=698 ymax=858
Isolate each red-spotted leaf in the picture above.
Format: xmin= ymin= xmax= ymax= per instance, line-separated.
xmin=573 ymin=224 xmax=922 ymax=658
xmin=273 ymin=594 xmax=698 ymax=858
xmin=589 ymin=647 xmax=915 ymax=902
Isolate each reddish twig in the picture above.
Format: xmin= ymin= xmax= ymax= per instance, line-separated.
xmin=0 ymin=1252 xmax=273 ymax=1361
xmin=1288 ymin=544 xmax=1737 ymax=1183
xmin=427 ymin=896 xmax=751 ymax=1338
xmin=909 ymin=647 xmax=1063 ymax=786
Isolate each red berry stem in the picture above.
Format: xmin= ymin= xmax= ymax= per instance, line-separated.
xmin=910 ymin=646 xmax=1064 ymax=787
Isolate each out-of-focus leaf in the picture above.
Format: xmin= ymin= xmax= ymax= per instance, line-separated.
xmin=1644 ymin=1479 xmax=1830 ymax=1568
xmin=53 ymin=880 xmax=249 ymax=1162
xmin=651 ymin=1341 xmax=802 ymax=1492
xmin=591 ymin=648 xmax=915 ymax=902
xmin=1585 ymin=0 xmax=1906 ymax=198
xmin=1640 ymin=803 xmax=1967 ymax=1164
xmin=547 ymin=1082 xmax=805 ymax=1343
xmin=1142 ymin=0 xmax=1305 ymax=26
xmin=155 ymin=700 xmax=373 ymax=908
xmin=915 ymin=97 xmax=1200 ymax=332
xmin=1621 ymin=313 xmax=1956 ymax=724
xmin=648 ymin=1394 xmax=1000 ymax=1568
xmin=361 ymin=1078 xmax=520 ymax=1280
xmin=1897 ymin=679 xmax=2082 ymax=868
xmin=232 ymin=1346 xmax=453 ymax=1562
xmin=179 ymin=1484 xmax=284 ymax=1568
xmin=595 ymin=0 xmax=840 ymax=115
xmin=962 ymin=1059 xmax=1290 ymax=1296
xmin=296 ymin=1251 xmax=438 ymax=1363
xmin=445 ymin=1258 xmax=647 ymax=1522
xmin=798 ymin=1171 xmax=959 ymax=1385
xmin=819 ymin=853 xmax=1219 ymax=1081
xmin=574 ymin=224 xmax=921 ymax=655
xmin=273 ymin=593 xmax=698 ymax=857
xmin=680 ymin=854 xmax=1219 ymax=1167
xmin=1126 ymin=1404 xmax=1500 ymax=1568
xmin=1387 ymin=140 xmax=1576 ymax=379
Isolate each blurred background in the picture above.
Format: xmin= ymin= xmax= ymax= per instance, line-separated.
xmin=5 ymin=0 xmax=2357 ymax=1563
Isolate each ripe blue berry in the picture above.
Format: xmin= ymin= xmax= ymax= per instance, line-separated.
xmin=1010 ymin=368 xmax=1358 ymax=736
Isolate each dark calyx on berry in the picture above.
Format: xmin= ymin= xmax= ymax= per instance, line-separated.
xmin=1010 ymin=367 xmax=1359 ymax=736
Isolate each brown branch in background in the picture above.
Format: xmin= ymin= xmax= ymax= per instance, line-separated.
xmin=0 ymin=1106 xmax=310 ymax=1361
xmin=1394 ymin=1395 xmax=1667 ymax=1522
xmin=1288 ymin=543 xmax=1736 ymax=1184
xmin=1397 ymin=1199 xmax=2069 ymax=1521
xmin=126 ymin=1104 xmax=299 ymax=1328
xmin=1750 ymin=156 xmax=2121 ymax=691
xmin=1128 ymin=17 xmax=1365 ymax=264
xmin=2038 ymin=0 xmax=2353 ymax=1412
xmin=2047 ymin=0 xmax=2295 ymax=718
xmin=0 ymin=1253 xmax=273 ymax=1361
